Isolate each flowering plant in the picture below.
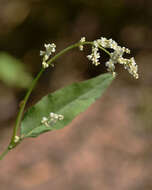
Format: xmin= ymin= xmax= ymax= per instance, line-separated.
xmin=0 ymin=36 xmax=138 ymax=160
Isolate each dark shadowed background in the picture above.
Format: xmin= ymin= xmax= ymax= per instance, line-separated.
xmin=0 ymin=0 xmax=152 ymax=189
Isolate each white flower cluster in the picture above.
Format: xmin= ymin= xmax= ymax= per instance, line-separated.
xmin=79 ymin=37 xmax=86 ymax=51
xmin=86 ymin=37 xmax=138 ymax=79
xmin=41 ymin=112 xmax=64 ymax=127
xmin=40 ymin=43 xmax=56 ymax=69
xmin=87 ymin=46 xmax=100 ymax=66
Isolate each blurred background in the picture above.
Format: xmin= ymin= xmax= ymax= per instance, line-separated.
xmin=0 ymin=0 xmax=152 ymax=189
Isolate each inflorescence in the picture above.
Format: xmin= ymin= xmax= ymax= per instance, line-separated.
xmin=40 ymin=43 xmax=56 ymax=69
xmin=79 ymin=37 xmax=138 ymax=79
xmin=41 ymin=112 xmax=64 ymax=128
xmin=40 ymin=37 xmax=138 ymax=79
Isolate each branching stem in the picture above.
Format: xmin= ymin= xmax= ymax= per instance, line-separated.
xmin=0 ymin=41 xmax=110 ymax=160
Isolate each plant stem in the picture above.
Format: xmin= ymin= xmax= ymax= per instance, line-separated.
xmin=47 ymin=42 xmax=81 ymax=65
xmin=0 ymin=148 xmax=9 ymax=160
xmin=10 ymin=68 xmax=45 ymax=144
xmin=0 ymin=41 xmax=110 ymax=160
xmin=11 ymin=42 xmax=81 ymax=143
xmin=84 ymin=41 xmax=111 ymax=56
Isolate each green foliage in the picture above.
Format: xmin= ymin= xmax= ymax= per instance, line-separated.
xmin=0 ymin=53 xmax=33 ymax=88
xmin=21 ymin=73 xmax=114 ymax=138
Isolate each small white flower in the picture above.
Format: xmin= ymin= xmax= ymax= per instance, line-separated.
xmin=49 ymin=112 xmax=64 ymax=121
xmin=41 ymin=117 xmax=48 ymax=124
xmin=105 ymin=60 xmax=115 ymax=72
xmin=41 ymin=117 xmax=50 ymax=127
xmin=87 ymin=46 xmax=100 ymax=66
xmin=49 ymin=112 xmax=55 ymax=118
xmin=54 ymin=114 xmax=59 ymax=120
xmin=112 ymin=72 xmax=116 ymax=77
xmin=87 ymin=55 xmax=92 ymax=60
xmin=79 ymin=37 xmax=86 ymax=51
xmin=58 ymin=114 xmax=64 ymax=120
xmin=41 ymin=112 xmax=64 ymax=127
xmin=42 ymin=61 xmax=49 ymax=69
xmin=80 ymin=37 xmax=86 ymax=43
xmin=100 ymin=37 xmax=108 ymax=47
xmin=127 ymin=57 xmax=139 ymax=79
xmin=48 ymin=112 xmax=64 ymax=124
xmin=40 ymin=50 xmax=45 ymax=56
xmin=125 ymin=48 xmax=130 ymax=54
xmin=14 ymin=136 xmax=20 ymax=143
xmin=40 ymin=42 xmax=56 ymax=69
xmin=44 ymin=43 xmax=56 ymax=56
xmin=49 ymin=112 xmax=57 ymax=122
xmin=108 ymin=39 xmax=118 ymax=50
xmin=93 ymin=40 xmax=99 ymax=47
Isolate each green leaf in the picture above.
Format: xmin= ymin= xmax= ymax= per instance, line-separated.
xmin=0 ymin=52 xmax=33 ymax=88
xmin=21 ymin=73 xmax=114 ymax=138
